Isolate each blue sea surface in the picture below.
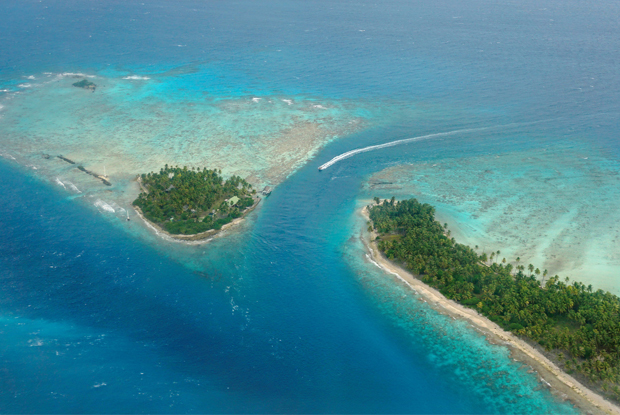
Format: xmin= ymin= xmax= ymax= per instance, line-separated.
xmin=2 ymin=0 xmax=620 ymax=413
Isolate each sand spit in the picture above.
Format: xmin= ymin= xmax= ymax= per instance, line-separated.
xmin=360 ymin=206 xmax=620 ymax=415
xmin=133 ymin=203 xmax=258 ymax=244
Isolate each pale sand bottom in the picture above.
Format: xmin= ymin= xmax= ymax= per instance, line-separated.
xmin=0 ymin=77 xmax=369 ymax=241
xmin=360 ymin=206 xmax=620 ymax=415
xmin=0 ymin=114 xmax=364 ymax=244
xmin=364 ymin=145 xmax=620 ymax=295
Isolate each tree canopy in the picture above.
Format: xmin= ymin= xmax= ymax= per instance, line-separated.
xmin=133 ymin=165 xmax=255 ymax=235
xmin=369 ymin=197 xmax=620 ymax=402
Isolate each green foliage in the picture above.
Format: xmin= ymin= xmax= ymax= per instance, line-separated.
xmin=133 ymin=165 xmax=254 ymax=235
xmin=509 ymin=323 xmax=525 ymax=331
xmin=370 ymin=198 xmax=620 ymax=400
xmin=72 ymin=79 xmax=96 ymax=89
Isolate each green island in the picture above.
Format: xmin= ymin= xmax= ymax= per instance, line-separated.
xmin=133 ymin=165 xmax=257 ymax=236
xmin=368 ymin=197 xmax=620 ymax=402
xmin=72 ymin=79 xmax=96 ymax=91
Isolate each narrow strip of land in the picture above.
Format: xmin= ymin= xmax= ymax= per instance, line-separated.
xmin=360 ymin=205 xmax=620 ymax=415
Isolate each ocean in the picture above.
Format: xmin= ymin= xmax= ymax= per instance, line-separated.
xmin=1 ymin=0 xmax=619 ymax=412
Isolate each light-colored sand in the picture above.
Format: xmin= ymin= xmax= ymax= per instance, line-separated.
xmin=0 ymin=74 xmax=372 ymax=241
xmin=360 ymin=205 xmax=620 ymax=415
xmin=132 ymin=193 xmax=261 ymax=244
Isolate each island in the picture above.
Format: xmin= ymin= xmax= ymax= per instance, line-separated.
xmin=364 ymin=197 xmax=620 ymax=414
xmin=133 ymin=165 xmax=259 ymax=241
xmin=72 ymin=79 xmax=96 ymax=91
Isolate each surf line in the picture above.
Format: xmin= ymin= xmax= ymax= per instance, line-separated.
xmin=318 ymin=121 xmax=540 ymax=171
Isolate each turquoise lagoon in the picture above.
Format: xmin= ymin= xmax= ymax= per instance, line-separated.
xmin=364 ymin=141 xmax=620 ymax=294
xmin=2 ymin=0 xmax=620 ymax=412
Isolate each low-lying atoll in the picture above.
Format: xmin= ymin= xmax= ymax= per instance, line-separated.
xmin=133 ymin=165 xmax=259 ymax=240
xmin=364 ymin=197 xmax=620 ymax=414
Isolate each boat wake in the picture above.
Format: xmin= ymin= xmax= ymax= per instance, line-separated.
xmin=318 ymin=121 xmax=547 ymax=170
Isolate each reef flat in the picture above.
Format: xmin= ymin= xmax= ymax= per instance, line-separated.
xmin=364 ymin=145 xmax=620 ymax=295
xmin=0 ymin=72 xmax=369 ymax=232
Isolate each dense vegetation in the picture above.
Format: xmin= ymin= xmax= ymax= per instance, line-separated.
xmin=133 ymin=165 xmax=255 ymax=235
xmin=369 ymin=197 xmax=620 ymax=401
xmin=72 ymin=79 xmax=96 ymax=90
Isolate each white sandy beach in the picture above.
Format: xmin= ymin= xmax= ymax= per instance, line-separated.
xmin=132 ymin=195 xmax=260 ymax=244
xmin=360 ymin=205 xmax=620 ymax=415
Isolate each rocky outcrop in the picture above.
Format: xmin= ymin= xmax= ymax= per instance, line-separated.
xmin=72 ymin=79 xmax=96 ymax=91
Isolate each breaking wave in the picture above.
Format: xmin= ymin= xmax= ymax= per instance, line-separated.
xmin=94 ymin=199 xmax=115 ymax=213
xmin=55 ymin=178 xmax=67 ymax=189
xmin=122 ymin=75 xmax=150 ymax=80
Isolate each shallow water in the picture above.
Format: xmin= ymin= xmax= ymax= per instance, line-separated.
xmin=2 ymin=0 xmax=620 ymax=412
xmin=365 ymin=142 xmax=620 ymax=293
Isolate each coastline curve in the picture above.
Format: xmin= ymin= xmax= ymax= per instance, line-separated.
xmin=359 ymin=205 xmax=620 ymax=415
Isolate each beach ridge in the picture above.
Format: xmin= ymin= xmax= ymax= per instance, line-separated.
xmin=360 ymin=205 xmax=620 ymax=415
xmin=133 ymin=199 xmax=259 ymax=243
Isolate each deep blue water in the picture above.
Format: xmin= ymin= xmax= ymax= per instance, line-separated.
xmin=0 ymin=130 xmax=575 ymax=413
xmin=2 ymin=0 xmax=620 ymax=413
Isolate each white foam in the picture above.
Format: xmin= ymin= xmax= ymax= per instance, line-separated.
xmin=252 ymin=97 xmax=262 ymax=102
xmin=65 ymin=181 xmax=82 ymax=193
xmin=61 ymin=72 xmax=96 ymax=78
xmin=25 ymin=75 xmax=36 ymax=80
xmin=312 ymin=104 xmax=327 ymax=109
xmin=55 ymin=178 xmax=67 ymax=189
xmin=122 ymin=75 xmax=150 ymax=80
xmin=17 ymin=83 xmax=32 ymax=88
xmin=318 ymin=121 xmax=546 ymax=170
xmin=94 ymin=199 xmax=115 ymax=213
xmin=92 ymin=383 xmax=107 ymax=388
xmin=282 ymin=99 xmax=293 ymax=105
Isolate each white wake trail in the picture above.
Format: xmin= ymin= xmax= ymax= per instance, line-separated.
xmin=318 ymin=122 xmax=535 ymax=171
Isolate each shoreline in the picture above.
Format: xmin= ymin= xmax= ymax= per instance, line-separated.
xmin=359 ymin=205 xmax=620 ymax=415
xmin=133 ymin=176 xmax=261 ymax=243
xmin=133 ymin=201 xmax=260 ymax=243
